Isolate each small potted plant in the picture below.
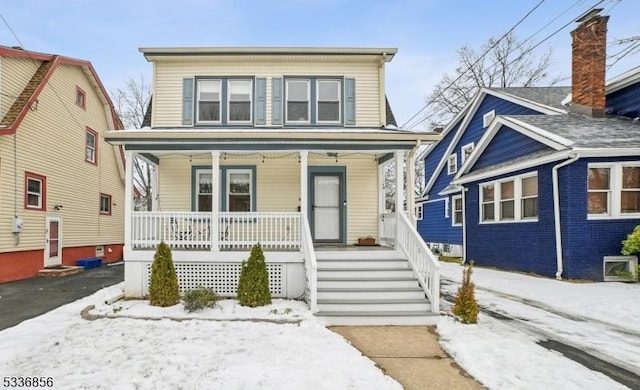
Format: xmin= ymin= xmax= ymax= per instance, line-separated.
xmin=357 ymin=236 xmax=377 ymax=246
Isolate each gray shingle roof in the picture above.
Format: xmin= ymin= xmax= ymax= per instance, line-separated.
xmin=489 ymin=86 xmax=572 ymax=112
xmin=502 ymin=113 xmax=640 ymax=148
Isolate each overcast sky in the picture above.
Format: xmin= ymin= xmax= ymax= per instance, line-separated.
xmin=1 ymin=0 xmax=638 ymax=129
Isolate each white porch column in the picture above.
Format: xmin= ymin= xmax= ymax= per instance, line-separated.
xmin=394 ymin=151 xmax=404 ymax=248
xmin=300 ymin=151 xmax=309 ymax=219
xmin=378 ymin=161 xmax=385 ymax=239
xmin=151 ymin=162 xmax=159 ymax=212
xmin=211 ymin=151 xmax=220 ymax=251
xmin=406 ymin=150 xmax=416 ymax=226
xmin=124 ymin=150 xmax=134 ymax=257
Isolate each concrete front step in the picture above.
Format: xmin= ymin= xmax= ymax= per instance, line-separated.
xmin=318 ymin=287 xmax=427 ymax=300
xmin=318 ymin=298 xmax=431 ymax=312
xmin=316 ymin=311 xmax=440 ymax=326
xmin=318 ymin=267 xmax=414 ymax=278
xmin=318 ymin=276 xmax=420 ymax=289
xmin=38 ymin=266 xmax=84 ymax=277
xmin=317 ymin=259 xmax=410 ymax=269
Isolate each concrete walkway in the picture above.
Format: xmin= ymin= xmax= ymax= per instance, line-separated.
xmin=330 ymin=325 xmax=484 ymax=390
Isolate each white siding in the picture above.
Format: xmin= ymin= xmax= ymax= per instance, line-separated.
xmin=0 ymin=64 xmax=124 ymax=252
xmin=157 ymin=154 xmax=379 ymax=244
xmin=152 ymin=61 xmax=381 ymax=128
xmin=0 ymin=57 xmax=40 ymax=120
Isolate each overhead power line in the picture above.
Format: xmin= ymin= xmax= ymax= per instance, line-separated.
xmin=402 ymin=0 xmax=610 ymax=130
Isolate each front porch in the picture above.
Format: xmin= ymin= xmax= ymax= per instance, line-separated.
xmin=111 ymin=130 xmax=440 ymax=323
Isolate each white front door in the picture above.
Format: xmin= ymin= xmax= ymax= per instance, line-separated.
xmin=44 ymin=216 xmax=62 ymax=267
xmin=313 ymin=175 xmax=341 ymax=241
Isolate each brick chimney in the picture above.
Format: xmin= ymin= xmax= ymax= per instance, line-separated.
xmin=570 ymin=9 xmax=609 ymax=117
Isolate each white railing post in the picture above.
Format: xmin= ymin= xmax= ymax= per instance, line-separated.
xmin=394 ymin=151 xmax=404 ymax=249
xmin=211 ymin=151 xmax=220 ymax=251
xmin=124 ymin=150 xmax=134 ymax=257
xmin=300 ymin=150 xmax=308 ymax=218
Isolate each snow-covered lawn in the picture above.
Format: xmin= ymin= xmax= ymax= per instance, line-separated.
xmin=0 ymin=285 xmax=401 ymax=390
xmin=438 ymin=261 xmax=639 ymax=390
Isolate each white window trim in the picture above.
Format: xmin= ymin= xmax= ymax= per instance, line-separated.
xmin=195 ymin=169 xmax=213 ymax=211
xmin=316 ymin=79 xmax=342 ymax=124
xmin=227 ymin=79 xmax=253 ymax=124
xmin=588 ymin=162 xmax=640 ymax=219
xmin=86 ymin=130 xmax=97 ymax=164
xmin=479 ymin=172 xmax=538 ymax=224
xmin=452 ymin=195 xmax=463 ymax=226
xmin=26 ymin=176 xmax=43 ymax=209
xmin=461 ymin=142 xmax=475 ymax=164
xmin=285 ymin=78 xmax=311 ymax=124
xmin=196 ymin=79 xmax=222 ymax=124
xmin=447 ymin=154 xmax=457 ymax=175
xmin=416 ymin=203 xmax=423 ymax=220
xmin=99 ymin=193 xmax=112 ymax=215
xmin=483 ymin=110 xmax=496 ymax=128
xmin=226 ymin=168 xmax=253 ymax=212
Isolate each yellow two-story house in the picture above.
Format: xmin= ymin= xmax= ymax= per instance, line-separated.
xmin=106 ymin=47 xmax=441 ymax=325
xmin=0 ymin=46 xmax=125 ymax=282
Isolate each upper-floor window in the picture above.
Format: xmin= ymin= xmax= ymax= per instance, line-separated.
xmin=480 ymin=173 xmax=538 ymax=223
xmin=588 ymin=163 xmax=640 ymax=218
xmin=285 ymin=78 xmax=341 ymax=125
xmin=25 ymin=172 xmax=46 ymax=211
xmin=100 ymin=193 xmax=112 ymax=215
xmin=76 ymin=86 xmax=86 ymax=109
xmin=452 ymin=195 xmax=463 ymax=226
xmin=447 ymin=154 xmax=457 ymax=175
xmin=86 ymin=128 xmax=98 ymax=164
xmin=196 ymin=78 xmax=253 ymax=125
xmin=461 ymin=143 xmax=474 ymax=164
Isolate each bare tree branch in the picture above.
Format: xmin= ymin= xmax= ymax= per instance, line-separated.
xmin=424 ymin=32 xmax=558 ymax=127
xmin=110 ymin=75 xmax=153 ymax=211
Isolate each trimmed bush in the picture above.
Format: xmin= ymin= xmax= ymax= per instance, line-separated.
xmin=237 ymin=243 xmax=272 ymax=307
xmin=149 ymin=242 xmax=180 ymax=307
xmin=452 ymin=261 xmax=479 ymax=324
xmin=183 ymin=287 xmax=220 ymax=312
xmin=622 ymin=225 xmax=640 ymax=256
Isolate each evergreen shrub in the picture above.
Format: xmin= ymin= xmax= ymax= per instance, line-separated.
xmin=149 ymin=242 xmax=180 ymax=307
xmin=452 ymin=261 xmax=479 ymax=324
xmin=237 ymin=243 xmax=272 ymax=307
xmin=183 ymin=287 xmax=220 ymax=312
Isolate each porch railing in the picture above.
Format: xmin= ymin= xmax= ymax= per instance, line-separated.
xmin=131 ymin=211 xmax=301 ymax=251
xmin=396 ymin=212 xmax=440 ymax=312
xmin=219 ymin=212 xmax=300 ymax=250
xmin=379 ymin=212 xmax=396 ymax=246
xmin=300 ymin=215 xmax=318 ymax=312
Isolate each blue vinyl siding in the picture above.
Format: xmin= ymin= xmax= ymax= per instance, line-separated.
xmin=423 ymin=126 xmax=459 ymax=197
xmin=420 ymin=93 xmax=547 ymax=248
xmin=472 ymin=126 xmax=553 ymax=171
xmin=416 ymin=198 xmax=462 ymax=245
xmin=464 ymin=156 xmax=640 ymax=281
xmin=607 ymin=82 xmax=640 ymax=119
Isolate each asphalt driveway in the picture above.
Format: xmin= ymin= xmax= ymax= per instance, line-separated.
xmin=0 ymin=263 xmax=124 ymax=331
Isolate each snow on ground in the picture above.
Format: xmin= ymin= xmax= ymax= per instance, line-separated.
xmin=438 ymin=261 xmax=639 ymax=390
xmin=0 ymin=285 xmax=401 ymax=390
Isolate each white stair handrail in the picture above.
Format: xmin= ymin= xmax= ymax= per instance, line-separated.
xmin=397 ymin=212 xmax=440 ymax=312
xmin=300 ymin=215 xmax=318 ymax=312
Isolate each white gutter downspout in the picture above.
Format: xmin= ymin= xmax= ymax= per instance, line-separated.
xmin=461 ymin=186 xmax=467 ymax=264
xmin=552 ymin=152 xmax=579 ymax=280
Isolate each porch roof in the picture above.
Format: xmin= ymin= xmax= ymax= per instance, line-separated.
xmin=105 ymin=128 xmax=441 ymax=151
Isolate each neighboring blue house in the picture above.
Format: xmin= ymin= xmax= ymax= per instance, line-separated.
xmin=416 ymin=87 xmax=570 ymax=256
xmin=445 ymin=12 xmax=640 ymax=281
